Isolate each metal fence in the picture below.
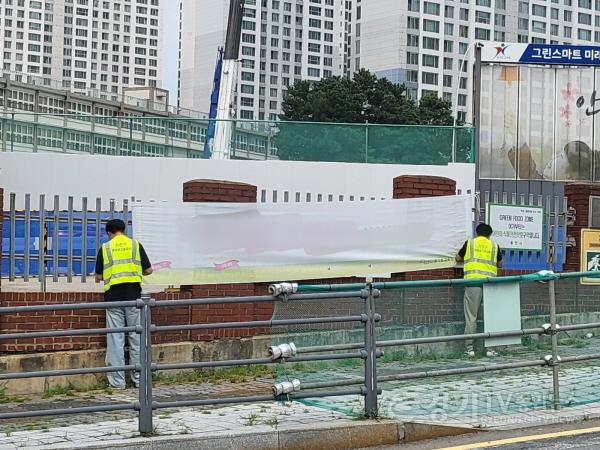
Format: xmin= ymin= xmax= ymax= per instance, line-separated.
xmin=1 ymin=271 xmax=600 ymax=434
xmin=2 ymin=193 xmax=132 ymax=287
xmin=476 ymin=190 xmax=568 ymax=272
xmin=0 ymin=287 xmax=380 ymax=433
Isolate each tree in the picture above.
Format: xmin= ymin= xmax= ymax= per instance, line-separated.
xmin=274 ymin=70 xmax=460 ymax=163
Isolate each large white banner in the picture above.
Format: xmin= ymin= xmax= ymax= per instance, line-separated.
xmin=133 ymin=196 xmax=473 ymax=285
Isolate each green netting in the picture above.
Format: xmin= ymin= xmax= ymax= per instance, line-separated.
xmin=269 ymin=121 xmax=474 ymax=164
xmin=270 ymin=276 xmax=600 ymax=421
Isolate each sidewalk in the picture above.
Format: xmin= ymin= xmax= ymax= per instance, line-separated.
xmin=2 ymin=336 xmax=600 ymax=448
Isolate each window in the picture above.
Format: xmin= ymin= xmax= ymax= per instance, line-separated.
xmin=445 ymin=5 xmax=454 ymax=17
xmin=564 ymin=26 xmax=572 ymax=37
xmin=406 ymin=70 xmax=418 ymax=82
xmin=496 ymin=0 xmax=506 ymax=8
xmin=579 ymin=12 xmax=592 ymax=24
xmin=443 ymin=75 xmax=452 ymax=87
xmin=459 ymin=8 xmax=468 ymax=20
xmin=475 ymin=11 xmax=490 ymax=23
xmin=579 ymin=28 xmax=592 ymax=40
xmin=407 ymin=16 xmax=419 ymax=29
xmin=423 ymin=1 xmax=440 ymax=15
xmin=579 ymin=0 xmax=592 ymax=8
xmin=531 ymin=20 xmax=546 ymax=33
xmin=422 ymin=36 xmax=439 ymax=50
xmin=444 ymin=40 xmax=453 ymax=52
xmin=459 ymin=42 xmax=468 ymax=54
xmin=551 ymin=24 xmax=559 ymax=35
xmin=458 ymin=94 xmax=467 ymax=106
xmin=407 ymin=34 xmax=419 ymax=47
xmin=443 ymin=57 xmax=453 ymax=70
xmin=494 ymin=30 xmax=505 ymax=41
xmin=459 ymin=25 xmax=469 ymax=37
xmin=422 ymin=72 xmax=438 ymax=85
xmin=476 ymin=0 xmax=491 ymax=5
xmin=532 ymin=4 xmax=546 ymax=16
xmin=422 ymin=54 xmax=438 ymax=67
xmin=518 ymin=18 xmax=529 ymax=30
xmin=423 ymin=19 xmax=439 ymax=32
xmin=475 ymin=28 xmax=490 ymax=39
xmin=519 ymin=1 xmax=529 ymax=13
xmin=307 ymin=67 xmax=320 ymax=77
xmin=407 ymin=52 xmax=419 ymax=65
xmin=444 ymin=23 xmax=454 ymax=35
xmin=564 ymin=10 xmax=572 ymax=21
xmin=495 ymin=13 xmax=505 ymax=26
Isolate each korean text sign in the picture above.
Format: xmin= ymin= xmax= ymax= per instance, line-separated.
xmin=487 ymin=204 xmax=544 ymax=251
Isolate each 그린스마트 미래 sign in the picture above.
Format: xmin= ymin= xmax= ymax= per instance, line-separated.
xmin=487 ymin=204 xmax=544 ymax=250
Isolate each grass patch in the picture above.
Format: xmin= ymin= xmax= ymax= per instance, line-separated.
xmin=243 ymin=413 xmax=259 ymax=426
xmin=42 ymin=379 xmax=110 ymax=399
xmin=154 ymin=364 xmax=276 ymax=385
xmin=0 ymin=384 xmax=28 ymax=404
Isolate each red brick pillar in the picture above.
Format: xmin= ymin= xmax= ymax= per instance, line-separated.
xmin=393 ymin=175 xmax=456 ymax=199
xmin=181 ymin=179 xmax=272 ymax=340
xmin=393 ymin=175 xmax=459 ymax=282
xmin=564 ymin=182 xmax=600 ymax=272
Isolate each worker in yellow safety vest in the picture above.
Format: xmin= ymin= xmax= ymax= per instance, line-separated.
xmin=95 ymin=219 xmax=153 ymax=389
xmin=455 ymin=223 xmax=502 ymax=358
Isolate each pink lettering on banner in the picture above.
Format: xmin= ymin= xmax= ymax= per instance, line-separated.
xmin=213 ymin=260 xmax=240 ymax=271
xmin=152 ymin=261 xmax=172 ymax=271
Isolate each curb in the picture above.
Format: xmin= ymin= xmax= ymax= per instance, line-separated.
xmin=48 ymin=419 xmax=405 ymax=450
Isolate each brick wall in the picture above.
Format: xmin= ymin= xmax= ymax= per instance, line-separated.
xmin=1 ymin=174 xmax=516 ymax=352
xmin=393 ymin=175 xmax=456 ymax=199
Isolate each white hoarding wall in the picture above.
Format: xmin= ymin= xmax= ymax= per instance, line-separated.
xmin=0 ymin=152 xmax=475 ymax=209
xmin=480 ymin=64 xmax=600 ymax=181
xmin=134 ymin=195 xmax=473 ymax=285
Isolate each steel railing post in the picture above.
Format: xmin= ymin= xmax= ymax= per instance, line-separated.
xmin=549 ymin=279 xmax=560 ymax=410
xmin=138 ymin=293 xmax=154 ymax=434
xmin=363 ymin=283 xmax=378 ymax=417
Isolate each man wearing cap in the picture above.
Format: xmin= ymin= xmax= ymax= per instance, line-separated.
xmin=455 ymin=223 xmax=503 ymax=357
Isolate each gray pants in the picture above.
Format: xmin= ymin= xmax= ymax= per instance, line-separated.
xmin=463 ymin=286 xmax=483 ymax=352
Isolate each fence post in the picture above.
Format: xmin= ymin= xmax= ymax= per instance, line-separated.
xmin=549 ymin=279 xmax=561 ymax=410
xmin=138 ymin=292 xmax=154 ymax=434
xmin=363 ymin=283 xmax=379 ymax=417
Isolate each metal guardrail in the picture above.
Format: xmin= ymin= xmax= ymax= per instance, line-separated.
xmin=0 ymin=289 xmax=380 ymax=433
xmin=2 ymin=270 xmax=600 ymax=434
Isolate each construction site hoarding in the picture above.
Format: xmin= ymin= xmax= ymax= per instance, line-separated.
xmin=480 ymin=53 xmax=600 ymax=181
xmin=133 ymin=195 xmax=472 ymax=285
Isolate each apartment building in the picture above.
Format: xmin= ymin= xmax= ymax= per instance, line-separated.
xmin=352 ymin=0 xmax=600 ymax=124
xmin=178 ymin=0 xmax=346 ymax=121
xmin=0 ymin=0 xmax=164 ymax=96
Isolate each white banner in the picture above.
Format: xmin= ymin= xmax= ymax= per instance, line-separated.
xmin=133 ymin=196 xmax=473 ymax=285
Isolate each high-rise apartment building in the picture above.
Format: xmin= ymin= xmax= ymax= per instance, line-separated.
xmin=352 ymin=0 xmax=600 ymax=124
xmin=178 ymin=0 xmax=346 ymax=120
xmin=0 ymin=0 xmax=163 ymax=96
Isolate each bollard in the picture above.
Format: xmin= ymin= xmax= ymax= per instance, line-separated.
xmin=138 ymin=293 xmax=154 ymax=434
xmin=363 ymin=285 xmax=379 ymax=418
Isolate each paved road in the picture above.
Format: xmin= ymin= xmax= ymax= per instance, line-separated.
xmin=360 ymin=419 xmax=600 ymax=450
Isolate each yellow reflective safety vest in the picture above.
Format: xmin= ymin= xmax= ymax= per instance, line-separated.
xmin=463 ymin=236 xmax=499 ymax=279
xmin=101 ymin=234 xmax=142 ymax=292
